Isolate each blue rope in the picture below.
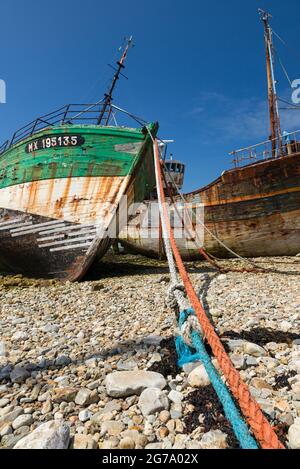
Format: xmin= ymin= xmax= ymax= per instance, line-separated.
xmin=176 ymin=309 xmax=258 ymax=449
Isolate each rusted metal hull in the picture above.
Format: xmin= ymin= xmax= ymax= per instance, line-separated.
xmin=0 ymin=124 xmax=157 ymax=280
xmin=119 ymin=153 xmax=300 ymax=259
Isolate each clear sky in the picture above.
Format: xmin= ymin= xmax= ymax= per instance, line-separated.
xmin=1 ymin=0 xmax=300 ymax=191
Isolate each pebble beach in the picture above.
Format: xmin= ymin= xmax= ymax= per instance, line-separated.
xmin=0 ymin=254 xmax=300 ymax=449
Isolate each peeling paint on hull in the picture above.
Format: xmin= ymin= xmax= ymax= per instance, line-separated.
xmin=0 ymin=176 xmax=129 ymax=224
xmin=0 ymin=124 xmax=157 ymax=280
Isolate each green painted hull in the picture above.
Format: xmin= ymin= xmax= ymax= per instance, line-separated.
xmin=0 ymin=124 xmax=156 ymax=190
xmin=0 ymin=123 xmax=157 ymax=280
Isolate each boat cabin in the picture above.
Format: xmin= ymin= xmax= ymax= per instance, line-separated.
xmin=163 ymin=157 xmax=185 ymax=192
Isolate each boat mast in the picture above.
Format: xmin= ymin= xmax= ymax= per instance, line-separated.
xmin=97 ymin=36 xmax=133 ymax=125
xmin=259 ymin=9 xmax=282 ymax=156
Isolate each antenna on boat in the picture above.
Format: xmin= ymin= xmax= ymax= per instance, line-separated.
xmin=97 ymin=36 xmax=134 ymax=125
xmin=259 ymin=9 xmax=282 ymax=157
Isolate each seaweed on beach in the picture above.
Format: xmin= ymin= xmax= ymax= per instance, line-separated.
xmin=183 ymin=385 xmax=240 ymax=449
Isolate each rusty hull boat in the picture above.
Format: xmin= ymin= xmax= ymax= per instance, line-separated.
xmin=118 ymin=12 xmax=300 ymax=260
xmin=0 ymin=117 xmax=157 ymax=280
xmin=118 ymin=143 xmax=300 ymax=259
xmin=0 ymin=38 xmax=158 ymax=280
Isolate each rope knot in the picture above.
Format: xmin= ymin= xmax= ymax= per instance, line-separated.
xmin=179 ymin=309 xmax=203 ymax=347
xmin=165 ymin=283 xmax=186 ymax=317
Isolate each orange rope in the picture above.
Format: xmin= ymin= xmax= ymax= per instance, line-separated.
xmin=161 ymin=165 xmax=223 ymax=271
xmin=154 ymin=139 xmax=284 ymax=449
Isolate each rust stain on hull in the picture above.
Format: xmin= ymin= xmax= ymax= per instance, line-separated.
xmin=0 ymin=176 xmax=129 ymax=225
xmin=119 ymin=154 xmax=300 ymax=259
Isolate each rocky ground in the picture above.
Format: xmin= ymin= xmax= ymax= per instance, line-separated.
xmin=0 ymin=254 xmax=300 ymax=449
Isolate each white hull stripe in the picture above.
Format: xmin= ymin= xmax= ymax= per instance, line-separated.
xmin=38 ymin=235 xmax=95 ymax=248
xmin=0 ymin=222 xmax=33 ymax=231
xmin=37 ymin=234 xmax=66 ymax=242
xmin=37 ymin=228 xmax=96 ymax=242
xmin=67 ymin=228 xmax=97 ymax=237
xmin=11 ymin=222 xmax=65 ymax=234
xmin=10 ymin=219 xmax=66 ymax=232
xmin=0 ymin=217 xmax=30 ymax=227
xmin=50 ymin=242 xmax=92 ymax=252
xmin=11 ymin=224 xmax=67 ymax=237
xmin=37 ymin=224 xmax=95 ymax=236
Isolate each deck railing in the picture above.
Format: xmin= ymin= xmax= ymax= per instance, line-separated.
xmin=0 ymin=140 xmax=9 ymax=154
xmin=230 ymin=129 xmax=300 ymax=167
xmin=0 ymin=101 xmax=136 ymax=155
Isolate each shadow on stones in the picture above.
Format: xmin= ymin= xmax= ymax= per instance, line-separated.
xmin=0 ymin=335 xmax=180 ymax=387
xmin=148 ymin=337 xmax=180 ymax=379
xmin=274 ymin=371 xmax=297 ymax=391
xmin=196 ymin=272 xmax=219 ymax=325
xmin=84 ymin=251 xmax=218 ymax=282
xmin=221 ymin=328 xmax=300 ymax=347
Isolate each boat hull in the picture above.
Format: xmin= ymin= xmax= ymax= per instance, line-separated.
xmin=119 ymin=153 xmax=300 ymax=259
xmin=0 ymin=124 xmax=157 ymax=279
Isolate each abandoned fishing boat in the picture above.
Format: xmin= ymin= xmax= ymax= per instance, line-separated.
xmin=0 ymin=38 xmax=157 ymax=280
xmin=118 ymin=11 xmax=300 ymax=259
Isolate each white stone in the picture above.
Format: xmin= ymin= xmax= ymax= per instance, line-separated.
xmin=100 ymin=420 xmax=124 ymax=437
xmin=79 ymin=409 xmax=92 ymax=423
xmin=168 ymin=390 xmax=183 ymax=404
xmin=12 ymin=331 xmax=29 ymax=342
xmin=75 ymin=388 xmax=96 ymax=406
xmin=0 ymin=342 xmax=7 ymax=357
xmin=186 ymin=440 xmax=203 ymax=449
xmin=211 ymin=310 xmax=223 ymax=318
xmin=182 ymin=361 xmax=202 ymax=374
xmin=0 ymin=407 xmax=24 ymax=425
xmin=73 ymin=434 xmax=97 ymax=449
xmin=0 ymin=423 xmax=12 ymax=437
xmin=187 ymin=364 xmax=210 ymax=387
xmin=288 ymin=422 xmax=300 ymax=449
xmin=143 ymin=335 xmax=163 ymax=346
xmin=145 ymin=442 xmax=163 ymax=449
xmin=289 ymin=359 xmax=300 ymax=374
xmin=200 ymin=430 xmax=228 ymax=449
xmin=225 ymin=339 xmax=246 ymax=352
xmin=105 ymin=371 xmax=166 ymax=397
xmin=12 ymin=414 xmax=33 ymax=430
xmin=280 ymin=321 xmax=292 ymax=332
xmin=173 ymin=434 xmax=188 ymax=449
xmin=243 ymin=342 xmax=267 ymax=357
xmin=119 ymin=437 xmax=135 ymax=449
xmin=138 ymin=388 xmax=169 ymax=416
xmin=14 ymin=421 xmax=70 ymax=449
xmin=0 ymin=398 xmax=10 ymax=408
xmin=230 ymin=353 xmax=246 ymax=370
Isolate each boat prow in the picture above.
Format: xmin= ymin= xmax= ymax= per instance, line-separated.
xmin=0 ymin=120 xmax=158 ymax=280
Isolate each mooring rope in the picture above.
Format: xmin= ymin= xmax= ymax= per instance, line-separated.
xmin=150 ymin=129 xmax=257 ymax=448
xmin=176 ymin=309 xmax=258 ymax=449
xmin=150 ymin=135 xmax=284 ymax=449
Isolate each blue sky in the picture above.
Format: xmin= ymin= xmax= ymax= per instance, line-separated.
xmin=1 ymin=0 xmax=300 ymax=190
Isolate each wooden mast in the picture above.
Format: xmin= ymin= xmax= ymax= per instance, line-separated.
xmin=97 ymin=36 xmax=133 ymax=125
xmin=259 ymin=9 xmax=282 ymax=157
